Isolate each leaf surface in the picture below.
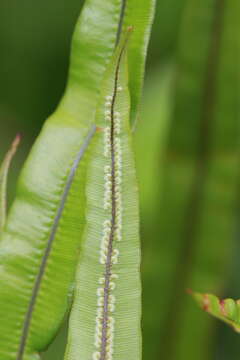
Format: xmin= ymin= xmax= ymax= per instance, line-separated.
xmin=65 ymin=31 xmax=141 ymax=360
xmin=120 ymin=0 xmax=156 ymax=126
xmin=0 ymin=1 xmax=128 ymax=359
xmin=0 ymin=0 xmax=155 ymax=358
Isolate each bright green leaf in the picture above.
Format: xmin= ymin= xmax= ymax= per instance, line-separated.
xmin=121 ymin=0 xmax=156 ymax=126
xmin=0 ymin=0 xmax=155 ymax=358
xmin=65 ymin=31 xmax=141 ymax=360
xmin=0 ymin=0 xmax=129 ymax=359
xmin=0 ymin=125 xmax=96 ymax=360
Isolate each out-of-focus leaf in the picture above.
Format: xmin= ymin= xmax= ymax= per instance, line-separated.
xmin=134 ymin=64 xmax=174 ymax=360
xmin=138 ymin=0 xmax=240 ymax=359
xmin=148 ymin=0 xmax=187 ymax=64
xmin=0 ymin=135 xmax=20 ymax=232
xmin=0 ymin=0 xmax=156 ymax=359
xmin=192 ymin=292 xmax=240 ymax=333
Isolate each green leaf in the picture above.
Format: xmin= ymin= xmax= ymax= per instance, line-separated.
xmin=191 ymin=291 xmax=240 ymax=333
xmin=0 ymin=125 xmax=96 ymax=360
xmin=0 ymin=135 xmax=21 ymax=232
xmin=0 ymin=0 xmax=155 ymax=358
xmin=133 ymin=65 xmax=174 ymax=360
xmin=63 ymin=0 xmax=155 ymax=130
xmin=120 ymin=0 xmax=156 ymax=126
xmin=65 ymin=30 xmax=141 ymax=360
xmin=58 ymin=0 xmax=128 ymax=132
xmin=149 ymin=0 xmax=187 ymax=62
xmin=136 ymin=0 xmax=240 ymax=359
xmin=0 ymin=1 xmax=130 ymax=359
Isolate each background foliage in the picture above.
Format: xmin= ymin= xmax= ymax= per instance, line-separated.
xmin=0 ymin=0 xmax=239 ymax=359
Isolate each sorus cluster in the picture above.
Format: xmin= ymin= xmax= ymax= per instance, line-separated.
xmin=93 ymin=274 xmax=118 ymax=360
xmin=93 ymin=88 xmax=123 ymax=360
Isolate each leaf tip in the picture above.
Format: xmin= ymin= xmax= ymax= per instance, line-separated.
xmin=188 ymin=290 xmax=211 ymax=312
xmin=12 ymin=134 xmax=21 ymax=149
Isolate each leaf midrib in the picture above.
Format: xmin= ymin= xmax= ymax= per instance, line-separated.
xmin=99 ymin=34 xmax=129 ymax=360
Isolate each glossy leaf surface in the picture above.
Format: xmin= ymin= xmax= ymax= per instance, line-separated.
xmin=0 ymin=1 xmax=126 ymax=359
xmin=134 ymin=65 xmax=174 ymax=360
xmin=65 ymin=0 xmax=155 ymax=129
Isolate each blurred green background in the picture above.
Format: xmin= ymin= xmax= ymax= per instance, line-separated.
xmin=0 ymin=0 xmax=240 ymax=359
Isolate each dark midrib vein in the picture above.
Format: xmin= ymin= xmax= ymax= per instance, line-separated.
xmin=16 ymin=125 xmax=96 ymax=360
xmin=161 ymin=0 xmax=226 ymax=358
xmin=100 ymin=39 xmax=128 ymax=360
xmin=116 ymin=0 xmax=127 ymax=46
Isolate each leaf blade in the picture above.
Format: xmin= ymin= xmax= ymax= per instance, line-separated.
xmin=121 ymin=0 xmax=156 ymax=126
xmin=65 ymin=31 xmax=142 ymax=360
xmin=0 ymin=1 xmax=129 ymax=359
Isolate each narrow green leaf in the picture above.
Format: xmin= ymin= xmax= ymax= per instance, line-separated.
xmin=149 ymin=0 xmax=187 ymax=62
xmin=191 ymin=291 xmax=240 ymax=333
xmin=0 ymin=0 xmax=155 ymax=358
xmin=0 ymin=135 xmax=20 ymax=232
xmin=120 ymin=0 xmax=156 ymax=126
xmin=0 ymin=125 xmax=95 ymax=360
xmin=134 ymin=65 xmax=174 ymax=217
xmin=0 ymin=0 xmax=128 ymax=358
xmin=57 ymin=0 xmax=129 ymax=133
xmin=62 ymin=0 xmax=156 ymax=130
xmin=65 ymin=30 xmax=141 ymax=360
xmin=143 ymin=0 xmax=240 ymax=359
